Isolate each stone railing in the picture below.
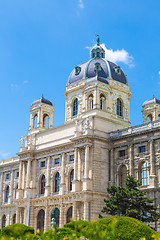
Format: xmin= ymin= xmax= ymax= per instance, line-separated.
xmin=109 ymin=120 xmax=160 ymax=139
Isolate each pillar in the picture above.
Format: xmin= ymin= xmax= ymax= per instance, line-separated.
xmin=78 ymin=149 xmax=81 ymax=181
xmin=60 ymin=153 xmax=65 ymax=195
xmin=149 ymin=140 xmax=156 ymax=187
xmin=45 ymin=157 xmax=51 ymax=196
xmin=129 ymin=144 xmax=134 ymax=176
xmin=32 ymin=160 xmax=37 ymax=198
xmin=110 ymin=148 xmax=115 ymax=185
xmin=84 ymin=145 xmax=89 ymax=179
xmin=84 ymin=201 xmax=89 ymax=221
xmin=10 ymin=170 xmax=14 ymax=203
xmin=16 ymin=208 xmax=20 ymax=223
xmin=74 ymin=148 xmax=78 ymax=180
xmin=73 ymin=202 xmax=77 ymax=221
xmin=18 ymin=161 xmax=22 ymax=189
xmin=0 ymin=173 xmax=3 ymax=204
xmin=44 ymin=207 xmax=48 ymax=232
xmin=22 ymin=162 xmax=25 ymax=190
xmin=59 ymin=206 xmax=64 ymax=228
xmin=26 ymin=160 xmax=31 ymax=189
xmin=83 ymin=145 xmax=91 ymax=191
xmin=72 ymin=148 xmax=78 ymax=192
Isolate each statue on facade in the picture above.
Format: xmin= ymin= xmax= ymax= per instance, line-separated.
xmin=51 ymin=208 xmax=56 ymax=228
xmin=95 ymin=33 xmax=100 ymax=45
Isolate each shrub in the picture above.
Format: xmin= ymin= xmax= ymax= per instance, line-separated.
xmin=2 ymin=223 xmax=34 ymax=238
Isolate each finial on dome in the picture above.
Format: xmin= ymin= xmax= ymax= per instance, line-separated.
xmin=153 ymin=94 xmax=155 ymax=99
xmin=42 ymin=94 xmax=44 ymax=99
xmin=95 ymin=33 xmax=100 ymax=46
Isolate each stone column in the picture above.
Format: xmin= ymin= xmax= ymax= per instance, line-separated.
xmin=44 ymin=207 xmax=48 ymax=232
xmin=26 ymin=160 xmax=31 ymax=189
xmin=83 ymin=145 xmax=91 ymax=191
xmin=16 ymin=208 xmax=20 ymax=223
xmin=74 ymin=148 xmax=78 ymax=180
xmin=72 ymin=148 xmax=78 ymax=192
xmin=129 ymin=144 xmax=134 ymax=176
xmin=19 ymin=161 xmax=22 ymax=189
xmin=22 ymin=162 xmax=25 ymax=190
xmin=45 ymin=157 xmax=51 ymax=196
xmin=110 ymin=149 xmax=115 ymax=185
xmin=60 ymin=153 xmax=65 ymax=195
xmin=84 ymin=145 xmax=89 ymax=179
xmin=150 ymin=140 xmax=155 ymax=175
xmin=32 ymin=160 xmax=37 ymax=198
xmin=59 ymin=206 xmax=64 ymax=228
xmin=73 ymin=202 xmax=77 ymax=221
xmin=10 ymin=170 xmax=14 ymax=203
xmin=84 ymin=201 xmax=89 ymax=221
xmin=149 ymin=140 xmax=156 ymax=187
xmin=78 ymin=149 xmax=81 ymax=181
xmin=0 ymin=173 xmax=3 ymax=204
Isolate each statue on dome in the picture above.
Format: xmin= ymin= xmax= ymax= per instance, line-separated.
xmin=95 ymin=33 xmax=100 ymax=45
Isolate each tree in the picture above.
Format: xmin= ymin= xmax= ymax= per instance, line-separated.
xmin=100 ymin=175 xmax=160 ymax=223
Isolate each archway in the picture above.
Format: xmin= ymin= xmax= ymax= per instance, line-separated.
xmin=51 ymin=208 xmax=60 ymax=227
xmin=37 ymin=209 xmax=45 ymax=231
xmin=66 ymin=207 xmax=72 ymax=223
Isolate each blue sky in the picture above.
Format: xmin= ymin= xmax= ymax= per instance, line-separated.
xmin=0 ymin=0 xmax=160 ymax=159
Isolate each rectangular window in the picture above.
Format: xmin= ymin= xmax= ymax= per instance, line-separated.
xmin=70 ymin=155 xmax=74 ymax=162
xmin=119 ymin=150 xmax=125 ymax=157
xmin=41 ymin=161 xmax=45 ymax=167
xmin=55 ymin=158 xmax=60 ymax=164
xmin=6 ymin=173 xmax=10 ymax=180
xmin=16 ymin=172 xmax=19 ymax=178
xmin=139 ymin=146 xmax=146 ymax=153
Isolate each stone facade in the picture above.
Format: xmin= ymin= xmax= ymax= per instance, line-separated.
xmin=0 ymin=42 xmax=160 ymax=231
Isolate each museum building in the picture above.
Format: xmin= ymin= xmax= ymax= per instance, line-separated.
xmin=1 ymin=39 xmax=160 ymax=231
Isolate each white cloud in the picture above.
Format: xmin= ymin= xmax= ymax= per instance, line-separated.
xmin=78 ymin=0 xmax=84 ymax=9
xmin=86 ymin=43 xmax=134 ymax=67
xmin=23 ymin=80 xmax=28 ymax=84
xmin=11 ymin=83 xmax=18 ymax=88
xmin=0 ymin=151 xmax=11 ymax=159
xmin=158 ymin=71 xmax=160 ymax=75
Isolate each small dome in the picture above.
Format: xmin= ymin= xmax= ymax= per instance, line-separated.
xmin=31 ymin=96 xmax=53 ymax=106
xmin=68 ymin=44 xmax=128 ymax=85
xmin=143 ymin=96 xmax=160 ymax=107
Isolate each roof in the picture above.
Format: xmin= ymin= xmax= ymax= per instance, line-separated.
xmin=68 ymin=44 xmax=128 ymax=86
xmin=31 ymin=96 xmax=53 ymax=106
xmin=142 ymin=97 xmax=160 ymax=107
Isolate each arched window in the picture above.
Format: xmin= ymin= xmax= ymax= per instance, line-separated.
xmin=73 ymin=98 xmax=78 ymax=116
xmin=117 ymin=98 xmax=123 ymax=117
xmin=66 ymin=207 xmax=72 ymax=223
xmin=40 ymin=175 xmax=45 ymax=195
xmin=140 ymin=162 xmax=149 ymax=186
xmin=119 ymin=165 xmax=127 ymax=187
xmin=100 ymin=94 xmax=105 ymax=110
xmin=88 ymin=94 xmax=93 ymax=110
xmin=13 ymin=214 xmax=16 ymax=224
xmin=2 ymin=215 xmax=6 ymax=228
xmin=15 ymin=184 xmax=18 ymax=199
xmin=37 ymin=209 xmax=45 ymax=231
xmin=69 ymin=170 xmax=74 ymax=191
xmin=43 ymin=114 xmax=49 ymax=128
xmin=147 ymin=114 xmax=152 ymax=123
xmin=51 ymin=208 xmax=60 ymax=227
xmin=34 ymin=114 xmax=38 ymax=128
xmin=55 ymin=172 xmax=60 ymax=193
xmin=5 ymin=186 xmax=9 ymax=203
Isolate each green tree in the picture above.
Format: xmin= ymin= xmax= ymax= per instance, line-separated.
xmin=100 ymin=175 xmax=160 ymax=223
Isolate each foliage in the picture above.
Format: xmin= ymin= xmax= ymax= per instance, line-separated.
xmin=0 ymin=217 xmax=160 ymax=240
xmin=101 ymin=175 xmax=160 ymax=223
xmin=2 ymin=223 xmax=34 ymax=238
